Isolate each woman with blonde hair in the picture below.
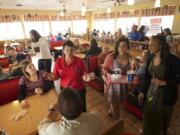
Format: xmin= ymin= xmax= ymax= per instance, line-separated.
xmin=19 ymin=60 xmax=52 ymax=106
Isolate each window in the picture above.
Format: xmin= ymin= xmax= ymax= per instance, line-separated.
xmin=51 ymin=21 xmax=71 ymax=36
xmin=24 ymin=21 xmax=50 ymax=38
xmin=116 ymin=17 xmax=138 ymax=36
xmin=140 ymin=16 xmax=174 ymax=36
xmin=94 ymin=19 xmax=115 ymax=34
xmin=72 ymin=20 xmax=87 ymax=35
xmin=0 ymin=22 xmax=24 ymax=40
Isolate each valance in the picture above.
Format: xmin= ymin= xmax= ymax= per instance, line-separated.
xmin=0 ymin=15 xmax=20 ymax=23
xmin=141 ymin=6 xmax=176 ymax=16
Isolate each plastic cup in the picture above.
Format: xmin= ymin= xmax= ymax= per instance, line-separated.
xmin=127 ymin=70 xmax=135 ymax=83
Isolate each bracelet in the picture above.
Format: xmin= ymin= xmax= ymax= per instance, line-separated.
xmin=48 ymin=108 xmax=55 ymax=112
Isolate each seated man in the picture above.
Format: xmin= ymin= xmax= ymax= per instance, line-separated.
xmin=128 ymin=25 xmax=141 ymax=41
xmin=7 ymin=47 xmax=27 ymax=77
xmin=38 ymin=88 xmax=103 ymax=135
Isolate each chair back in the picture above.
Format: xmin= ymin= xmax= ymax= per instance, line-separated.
xmin=0 ymin=48 xmax=4 ymax=55
xmin=50 ymin=41 xmax=64 ymax=51
xmin=87 ymin=55 xmax=100 ymax=76
xmin=0 ymin=77 xmax=20 ymax=105
xmin=0 ymin=57 xmax=9 ymax=68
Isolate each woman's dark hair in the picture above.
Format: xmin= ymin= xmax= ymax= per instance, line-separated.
xmin=139 ymin=25 xmax=145 ymax=34
xmin=58 ymin=88 xmax=82 ymax=120
xmin=163 ymin=28 xmax=172 ymax=36
xmin=113 ymin=37 xmax=130 ymax=59
xmin=90 ymin=39 xmax=98 ymax=49
xmin=151 ymin=35 xmax=170 ymax=63
xmin=63 ymin=40 xmax=75 ymax=50
xmin=29 ymin=30 xmax=41 ymax=42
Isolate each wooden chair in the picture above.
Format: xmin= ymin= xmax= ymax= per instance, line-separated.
xmin=101 ymin=118 xmax=124 ymax=135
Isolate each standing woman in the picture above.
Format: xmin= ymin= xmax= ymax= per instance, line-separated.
xmin=102 ymin=37 xmax=131 ymax=119
xmin=30 ymin=30 xmax=52 ymax=73
xmin=139 ymin=35 xmax=180 ymax=135
xmin=52 ymin=40 xmax=94 ymax=112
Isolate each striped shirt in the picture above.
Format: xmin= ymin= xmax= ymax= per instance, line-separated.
xmin=19 ymin=71 xmax=46 ymax=96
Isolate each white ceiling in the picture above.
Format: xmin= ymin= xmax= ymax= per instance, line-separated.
xmin=0 ymin=0 xmax=151 ymax=11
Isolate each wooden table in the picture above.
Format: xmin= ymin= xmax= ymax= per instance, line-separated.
xmin=0 ymin=90 xmax=58 ymax=135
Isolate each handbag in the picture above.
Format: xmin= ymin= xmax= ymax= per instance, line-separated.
xmin=146 ymin=83 xmax=159 ymax=102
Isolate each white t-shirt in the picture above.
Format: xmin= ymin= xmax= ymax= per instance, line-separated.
xmin=32 ymin=37 xmax=52 ymax=59
xmin=38 ymin=113 xmax=103 ymax=135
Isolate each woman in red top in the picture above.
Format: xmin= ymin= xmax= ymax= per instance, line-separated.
xmin=52 ymin=40 xmax=94 ymax=112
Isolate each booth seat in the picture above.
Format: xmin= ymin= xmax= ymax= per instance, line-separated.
xmin=85 ymin=55 xmax=104 ymax=92
xmin=0 ymin=48 xmax=4 ymax=55
xmin=123 ymin=92 xmax=143 ymax=119
xmin=0 ymin=77 xmax=20 ymax=105
xmin=50 ymin=41 xmax=64 ymax=51
xmin=0 ymin=57 xmax=9 ymax=68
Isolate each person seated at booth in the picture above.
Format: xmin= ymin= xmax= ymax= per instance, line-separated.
xmin=0 ymin=64 xmax=10 ymax=81
xmin=97 ymin=44 xmax=110 ymax=73
xmin=18 ymin=60 xmax=52 ymax=106
xmin=85 ymin=39 xmax=101 ymax=58
xmin=139 ymin=25 xmax=149 ymax=42
xmin=73 ymin=39 xmax=85 ymax=53
xmin=7 ymin=47 xmax=27 ymax=77
xmin=56 ymin=33 xmax=63 ymax=41
xmin=128 ymin=25 xmax=141 ymax=41
xmin=163 ymin=28 xmax=173 ymax=44
xmin=38 ymin=88 xmax=103 ymax=135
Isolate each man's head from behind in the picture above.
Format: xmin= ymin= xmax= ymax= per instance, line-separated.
xmin=58 ymin=88 xmax=82 ymax=120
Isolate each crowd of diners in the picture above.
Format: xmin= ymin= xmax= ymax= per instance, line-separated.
xmin=0 ymin=23 xmax=180 ymax=135
xmin=91 ymin=25 xmax=174 ymax=44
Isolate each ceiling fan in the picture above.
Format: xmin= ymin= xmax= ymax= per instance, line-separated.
xmin=100 ymin=0 xmax=126 ymax=6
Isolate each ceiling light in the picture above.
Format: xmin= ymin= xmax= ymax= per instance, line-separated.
xmin=128 ymin=0 xmax=134 ymax=5
xmin=82 ymin=11 xmax=86 ymax=16
xmin=107 ymin=6 xmax=111 ymax=13
xmin=82 ymin=5 xmax=86 ymax=13
xmin=60 ymin=11 xmax=64 ymax=16
xmin=154 ymin=0 xmax=160 ymax=8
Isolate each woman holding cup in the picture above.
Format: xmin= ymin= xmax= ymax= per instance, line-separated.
xmin=102 ymin=37 xmax=131 ymax=119
xmin=139 ymin=35 xmax=180 ymax=135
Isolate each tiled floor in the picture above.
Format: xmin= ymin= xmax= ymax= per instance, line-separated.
xmin=86 ymin=85 xmax=180 ymax=135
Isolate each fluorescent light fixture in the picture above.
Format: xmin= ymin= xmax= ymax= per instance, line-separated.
xmin=107 ymin=6 xmax=111 ymax=13
xmin=82 ymin=11 xmax=86 ymax=16
xmin=128 ymin=0 xmax=134 ymax=5
xmin=154 ymin=0 xmax=160 ymax=7
xmin=60 ymin=11 xmax=64 ymax=16
xmin=82 ymin=6 xmax=86 ymax=13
